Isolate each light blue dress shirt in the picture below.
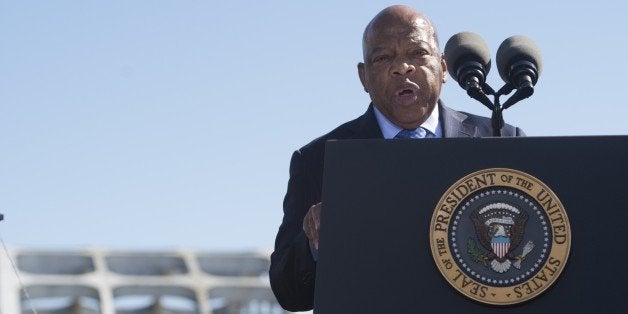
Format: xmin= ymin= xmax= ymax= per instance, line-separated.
xmin=372 ymin=105 xmax=443 ymax=138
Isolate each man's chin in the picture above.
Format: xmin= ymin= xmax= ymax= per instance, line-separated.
xmin=391 ymin=107 xmax=434 ymax=129
xmin=393 ymin=94 xmax=419 ymax=107
xmin=392 ymin=117 xmax=426 ymax=130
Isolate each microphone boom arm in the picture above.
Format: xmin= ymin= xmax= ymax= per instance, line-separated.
xmin=463 ymin=81 xmax=535 ymax=136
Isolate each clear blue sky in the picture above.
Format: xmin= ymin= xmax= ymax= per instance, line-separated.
xmin=1 ymin=0 xmax=626 ymax=251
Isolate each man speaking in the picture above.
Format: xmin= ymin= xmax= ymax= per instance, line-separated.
xmin=270 ymin=5 xmax=524 ymax=311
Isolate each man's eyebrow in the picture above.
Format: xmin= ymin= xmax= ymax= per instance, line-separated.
xmin=409 ymin=39 xmax=438 ymax=52
xmin=368 ymin=46 xmax=387 ymax=55
xmin=366 ymin=38 xmax=435 ymax=57
xmin=408 ymin=38 xmax=433 ymax=46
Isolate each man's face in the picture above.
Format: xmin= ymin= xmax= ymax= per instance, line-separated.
xmin=358 ymin=17 xmax=447 ymax=129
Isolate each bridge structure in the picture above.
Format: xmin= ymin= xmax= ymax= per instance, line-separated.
xmin=0 ymin=248 xmax=292 ymax=314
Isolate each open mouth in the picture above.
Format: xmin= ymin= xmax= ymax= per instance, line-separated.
xmin=398 ymin=88 xmax=414 ymax=96
xmin=394 ymin=84 xmax=419 ymax=106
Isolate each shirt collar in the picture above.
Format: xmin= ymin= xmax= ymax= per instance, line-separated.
xmin=373 ymin=104 xmax=440 ymax=139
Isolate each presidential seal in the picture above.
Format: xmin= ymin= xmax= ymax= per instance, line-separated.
xmin=429 ymin=168 xmax=571 ymax=305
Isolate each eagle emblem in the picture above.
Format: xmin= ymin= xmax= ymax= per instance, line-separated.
xmin=469 ymin=202 xmax=533 ymax=273
xmin=431 ymin=169 xmax=571 ymax=305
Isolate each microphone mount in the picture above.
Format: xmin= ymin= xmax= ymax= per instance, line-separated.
xmin=463 ymin=76 xmax=535 ymax=137
xmin=456 ymin=60 xmax=485 ymax=90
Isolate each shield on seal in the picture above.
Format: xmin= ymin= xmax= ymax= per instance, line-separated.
xmin=491 ymin=236 xmax=510 ymax=259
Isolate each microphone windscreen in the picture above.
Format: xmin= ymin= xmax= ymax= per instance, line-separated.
xmin=444 ymin=32 xmax=491 ymax=82
xmin=496 ymin=35 xmax=543 ymax=82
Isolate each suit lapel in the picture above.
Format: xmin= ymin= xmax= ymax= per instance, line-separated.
xmin=352 ymin=104 xmax=384 ymax=139
xmin=440 ymin=101 xmax=476 ymax=138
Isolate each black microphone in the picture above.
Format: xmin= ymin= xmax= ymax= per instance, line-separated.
xmin=496 ymin=35 xmax=542 ymax=91
xmin=444 ymin=32 xmax=493 ymax=109
xmin=444 ymin=32 xmax=491 ymax=91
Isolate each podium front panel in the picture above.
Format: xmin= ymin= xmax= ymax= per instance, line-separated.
xmin=314 ymin=136 xmax=628 ymax=313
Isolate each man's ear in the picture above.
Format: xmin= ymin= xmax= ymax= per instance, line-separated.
xmin=440 ymin=54 xmax=448 ymax=83
xmin=357 ymin=62 xmax=368 ymax=93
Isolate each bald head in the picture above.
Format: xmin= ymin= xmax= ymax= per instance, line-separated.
xmin=362 ymin=5 xmax=440 ymax=60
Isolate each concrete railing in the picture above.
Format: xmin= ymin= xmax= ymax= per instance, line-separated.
xmin=0 ymin=248 xmax=291 ymax=314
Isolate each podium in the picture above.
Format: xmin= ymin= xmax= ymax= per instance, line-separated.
xmin=314 ymin=136 xmax=628 ymax=313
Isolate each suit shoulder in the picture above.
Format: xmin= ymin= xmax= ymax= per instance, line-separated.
xmin=297 ymin=115 xmax=363 ymax=155
xmin=457 ymin=110 xmax=524 ymax=137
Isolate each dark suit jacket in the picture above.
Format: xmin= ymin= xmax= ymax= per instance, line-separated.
xmin=269 ymin=101 xmax=525 ymax=311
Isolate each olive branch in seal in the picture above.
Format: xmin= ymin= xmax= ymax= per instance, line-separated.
xmin=467 ymin=238 xmax=489 ymax=266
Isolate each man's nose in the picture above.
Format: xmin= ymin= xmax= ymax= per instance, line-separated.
xmin=392 ymin=60 xmax=416 ymax=76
